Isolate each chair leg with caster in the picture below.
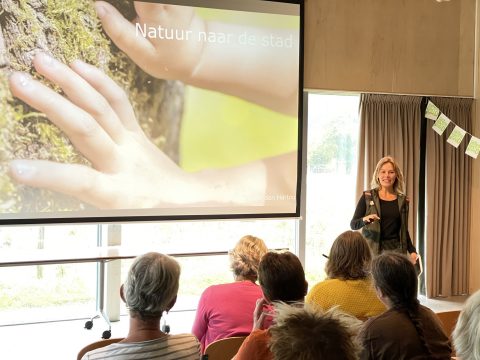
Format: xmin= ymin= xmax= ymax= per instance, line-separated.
xmin=84 ymin=260 xmax=114 ymax=339
xmin=84 ymin=311 xmax=112 ymax=339
xmin=102 ymin=329 xmax=112 ymax=339
xmin=84 ymin=320 xmax=93 ymax=330
xmin=84 ymin=314 xmax=100 ymax=330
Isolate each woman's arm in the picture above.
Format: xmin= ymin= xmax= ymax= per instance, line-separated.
xmin=406 ymin=232 xmax=418 ymax=264
xmin=406 ymin=232 xmax=417 ymax=254
xmin=350 ymin=194 xmax=367 ymax=230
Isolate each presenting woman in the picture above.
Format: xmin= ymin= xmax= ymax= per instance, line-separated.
xmin=350 ymin=156 xmax=417 ymax=263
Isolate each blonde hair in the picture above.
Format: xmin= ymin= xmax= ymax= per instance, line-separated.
xmin=269 ymin=303 xmax=362 ymax=360
xmin=229 ymin=235 xmax=268 ymax=281
xmin=370 ymin=156 xmax=405 ymax=194
xmin=453 ymin=290 xmax=480 ymax=360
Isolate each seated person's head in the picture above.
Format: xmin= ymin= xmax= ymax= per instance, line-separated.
xmin=230 ymin=235 xmax=268 ymax=282
xmin=371 ymin=252 xmax=418 ymax=308
xmin=452 ymin=289 xmax=480 ymax=360
xmin=258 ymin=251 xmax=307 ymax=303
xmin=122 ymin=252 xmax=180 ymax=320
xmin=326 ymin=230 xmax=372 ymax=280
xmin=269 ymin=303 xmax=361 ymax=360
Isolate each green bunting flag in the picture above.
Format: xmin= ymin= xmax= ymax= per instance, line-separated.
xmin=426 ymin=100 xmax=478 ymax=158
xmin=465 ymin=136 xmax=480 ymax=159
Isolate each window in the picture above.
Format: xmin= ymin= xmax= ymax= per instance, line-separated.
xmin=0 ymin=220 xmax=297 ymax=324
xmin=121 ymin=219 xmax=297 ymax=312
xmin=0 ymin=224 xmax=98 ymax=324
xmin=304 ymin=93 xmax=360 ymax=283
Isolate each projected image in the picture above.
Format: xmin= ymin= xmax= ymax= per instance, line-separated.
xmin=0 ymin=0 xmax=301 ymax=223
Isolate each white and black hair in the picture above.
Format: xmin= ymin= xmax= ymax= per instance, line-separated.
xmin=123 ymin=252 xmax=180 ymax=319
xmin=453 ymin=289 xmax=480 ymax=360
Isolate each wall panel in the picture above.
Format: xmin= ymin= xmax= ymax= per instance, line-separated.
xmin=304 ymin=0 xmax=475 ymax=96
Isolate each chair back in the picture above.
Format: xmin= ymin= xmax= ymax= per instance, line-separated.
xmin=77 ymin=338 xmax=123 ymax=360
xmin=435 ymin=310 xmax=461 ymax=357
xmin=202 ymin=336 xmax=247 ymax=360
xmin=435 ymin=310 xmax=461 ymax=339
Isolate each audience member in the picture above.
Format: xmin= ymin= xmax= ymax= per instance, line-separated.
xmin=452 ymin=289 xmax=480 ymax=360
xmin=306 ymin=230 xmax=386 ymax=319
xmin=269 ymin=302 xmax=362 ymax=360
xmin=192 ymin=235 xmax=268 ymax=352
xmin=234 ymin=251 xmax=308 ymax=360
xmin=359 ymin=252 xmax=452 ymax=360
xmin=81 ymin=252 xmax=201 ymax=360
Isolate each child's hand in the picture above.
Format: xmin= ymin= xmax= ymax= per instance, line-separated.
xmin=8 ymin=53 xmax=202 ymax=209
xmin=94 ymin=1 xmax=205 ymax=81
xmin=8 ymin=53 xmax=271 ymax=209
xmin=94 ymin=1 xmax=299 ymax=116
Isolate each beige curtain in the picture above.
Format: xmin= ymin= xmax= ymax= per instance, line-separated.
xmin=356 ymin=94 xmax=422 ymax=248
xmin=426 ymin=97 xmax=472 ymax=298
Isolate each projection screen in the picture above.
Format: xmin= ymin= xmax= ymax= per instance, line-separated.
xmin=0 ymin=0 xmax=303 ymax=224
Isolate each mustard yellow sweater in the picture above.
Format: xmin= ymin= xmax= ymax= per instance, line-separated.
xmin=306 ymin=278 xmax=386 ymax=319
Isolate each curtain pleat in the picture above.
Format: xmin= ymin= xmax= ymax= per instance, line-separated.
xmin=426 ymin=97 xmax=472 ymax=297
xmin=356 ymin=94 xmax=422 ymax=253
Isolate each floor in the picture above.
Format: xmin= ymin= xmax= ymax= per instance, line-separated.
xmin=0 ymin=295 xmax=468 ymax=359
xmin=419 ymin=294 xmax=467 ymax=312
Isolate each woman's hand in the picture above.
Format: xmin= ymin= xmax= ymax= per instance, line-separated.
xmin=409 ymin=252 xmax=418 ymax=265
xmin=8 ymin=52 xmax=203 ymax=209
xmin=363 ymin=214 xmax=380 ymax=224
xmin=252 ymin=298 xmax=270 ymax=331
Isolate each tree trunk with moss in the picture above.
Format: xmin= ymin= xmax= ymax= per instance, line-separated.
xmin=0 ymin=0 xmax=184 ymax=214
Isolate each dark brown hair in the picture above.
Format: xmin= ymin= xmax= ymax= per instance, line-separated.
xmin=259 ymin=251 xmax=307 ymax=303
xmin=372 ymin=252 xmax=432 ymax=357
xmin=326 ymin=231 xmax=372 ymax=280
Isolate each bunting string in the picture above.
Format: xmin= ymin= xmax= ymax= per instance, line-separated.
xmin=425 ymin=100 xmax=480 ymax=159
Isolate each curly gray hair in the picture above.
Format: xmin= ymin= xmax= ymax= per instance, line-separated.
xmin=123 ymin=252 xmax=180 ymax=319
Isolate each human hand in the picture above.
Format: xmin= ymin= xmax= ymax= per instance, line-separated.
xmin=7 ymin=52 xmax=203 ymax=209
xmin=94 ymin=1 xmax=205 ymax=82
xmin=363 ymin=214 xmax=380 ymax=224
xmin=94 ymin=1 xmax=299 ymax=116
xmin=409 ymin=252 xmax=418 ymax=265
xmin=252 ymin=298 xmax=272 ymax=331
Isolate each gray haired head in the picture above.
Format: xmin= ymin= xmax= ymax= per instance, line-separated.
xmin=123 ymin=252 xmax=180 ymax=319
xmin=453 ymin=289 xmax=480 ymax=360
